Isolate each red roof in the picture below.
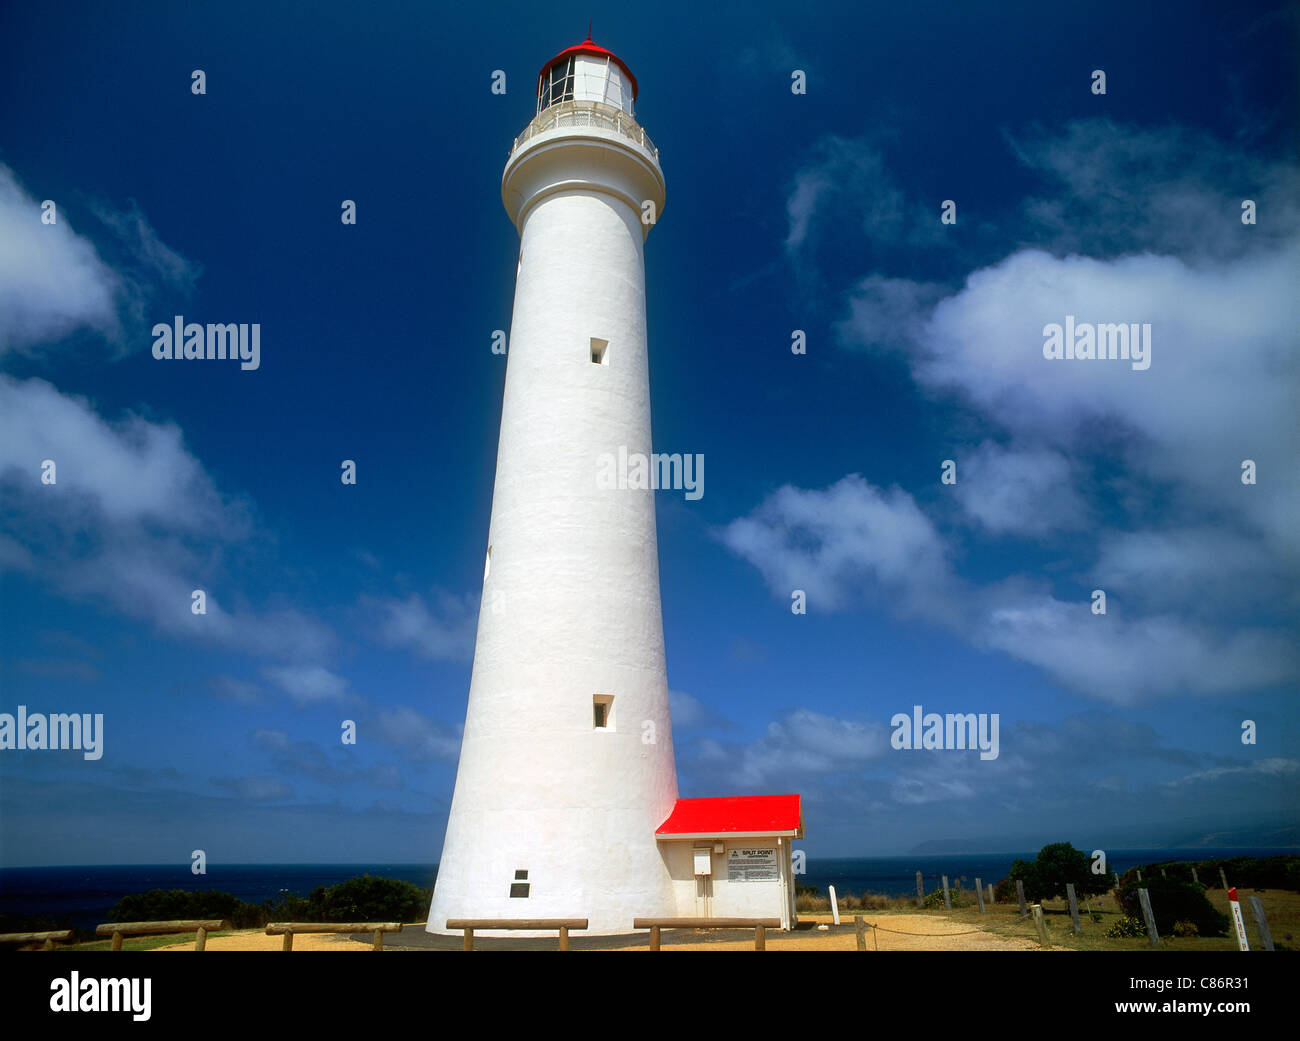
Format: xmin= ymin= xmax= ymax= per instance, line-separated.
xmin=656 ymin=795 xmax=803 ymax=838
xmin=538 ymin=36 xmax=638 ymax=101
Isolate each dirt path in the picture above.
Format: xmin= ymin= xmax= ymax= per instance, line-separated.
xmin=608 ymin=913 xmax=1055 ymax=951
xmin=154 ymin=930 xmax=379 ymax=951
xmin=153 ymin=914 xmax=1057 ymax=951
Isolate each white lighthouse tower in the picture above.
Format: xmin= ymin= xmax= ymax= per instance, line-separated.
xmin=427 ymin=36 xmax=677 ymax=936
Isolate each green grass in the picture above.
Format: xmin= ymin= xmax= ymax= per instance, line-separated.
xmin=802 ymin=886 xmax=1297 ymax=951
xmin=932 ymin=889 xmax=1298 ymax=951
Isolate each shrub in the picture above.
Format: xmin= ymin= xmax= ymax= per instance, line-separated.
xmin=1117 ymin=879 xmax=1228 ymax=938
xmin=107 ymin=888 xmax=263 ymax=928
xmin=1106 ymin=915 xmax=1146 ymax=939
xmin=266 ymin=874 xmax=431 ymax=923
xmin=1172 ymin=920 xmax=1199 ymax=938
xmin=1010 ymin=844 xmax=1111 ymax=903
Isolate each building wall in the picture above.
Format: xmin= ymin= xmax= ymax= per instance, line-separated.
xmin=428 ymin=127 xmax=676 ymax=937
xmin=663 ymin=838 xmax=795 ymax=928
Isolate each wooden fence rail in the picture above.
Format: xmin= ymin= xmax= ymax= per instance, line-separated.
xmin=96 ymin=919 xmax=232 ymax=951
xmin=633 ymin=917 xmax=781 ymax=951
xmin=0 ymin=930 xmax=75 ymax=951
xmin=444 ymin=918 xmax=588 ymax=951
xmin=265 ymin=922 xmax=404 ymax=951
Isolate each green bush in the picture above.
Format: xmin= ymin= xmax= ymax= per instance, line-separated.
xmin=1106 ymin=915 xmax=1146 ymax=938
xmin=105 ymin=875 xmax=433 ymax=930
xmin=263 ymin=874 xmax=431 ymax=923
xmin=1008 ymin=843 xmax=1111 ymax=903
xmin=107 ymin=888 xmax=263 ymax=928
xmin=1117 ymin=879 xmax=1228 ymax=937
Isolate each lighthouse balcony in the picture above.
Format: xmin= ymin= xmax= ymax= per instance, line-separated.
xmin=509 ymin=98 xmax=658 ymax=163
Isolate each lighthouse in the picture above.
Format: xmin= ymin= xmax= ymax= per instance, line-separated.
xmin=426 ymin=36 xmax=678 ymax=936
xmin=427 ymin=37 xmax=805 ymax=939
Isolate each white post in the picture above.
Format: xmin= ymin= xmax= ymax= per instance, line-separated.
xmin=1228 ymin=888 xmax=1250 ymax=951
xmin=828 ymin=885 xmax=841 ymax=926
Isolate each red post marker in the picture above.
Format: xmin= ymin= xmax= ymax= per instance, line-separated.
xmin=1228 ymin=887 xmax=1250 ymax=951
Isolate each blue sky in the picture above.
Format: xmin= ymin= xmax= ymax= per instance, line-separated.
xmin=1 ymin=0 xmax=1296 ymax=865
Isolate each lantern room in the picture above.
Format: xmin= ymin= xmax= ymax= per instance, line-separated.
xmin=536 ymin=36 xmax=638 ymax=116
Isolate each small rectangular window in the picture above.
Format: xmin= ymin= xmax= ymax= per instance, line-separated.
xmin=590 ymin=337 xmax=608 ymax=365
xmin=593 ymin=693 xmax=614 ymax=728
xmin=510 ymin=883 xmax=530 ymax=898
xmin=515 ymin=869 xmax=528 ymax=880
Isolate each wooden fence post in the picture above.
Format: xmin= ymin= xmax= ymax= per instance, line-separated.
xmin=373 ymin=929 xmax=384 ymax=951
xmin=462 ymin=927 xmax=474 ymax=952
xmin=1136 ymin=868 xmax=1142 ymax=881
xmin=915 ymin=871 xmax=924 ymax=907
xmin=1246 ymin=897 xmax=1274 ymax=951
xmin=754 ymin=924 xmax=766 ymax=951
xmin=1065 ymin=883 xmax=1082 ymax=934
xmin=855 ymin=916 xmax=866 ymax=951
xmin=282 ymin=930 xmax=293 ymax=951
xmin=975 ymin=878 xmax=985 ymax=913
xmin=1113 ymin=871 xmax=1120 ymax=891
xmin=1031 ymin=904 xmax=1048 ymax=946
xmin=942 ymin=875 xmax=951 ymax=910
xmin=194 ymin=926 xmax=208 ymax=951
xmin=1016 ymin=879 xmax=1027 ymax=918
xmin=1137 ymin=888 xmax=1159 ymax=947
xmin=649 ymin=924 xmax=660 ymax=951
xmin=1219 ymin=867 xmax=1229 ymax=890
xmin=558 ymin=925 xmax=570 ymax=951
xmin=1191 ymin=866 xmax=1199 ymax=885
xmin=986 ymin=883 xmax=994 ymax=905
xmin=111 ymin=931 xmax=123 ymax=952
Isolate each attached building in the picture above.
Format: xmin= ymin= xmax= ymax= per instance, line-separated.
xmin=656 ymin=794 xmax=804 ymax=931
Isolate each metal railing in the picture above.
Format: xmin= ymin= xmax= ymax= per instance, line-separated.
xmin=510 ymin=99 xmax=658 ymax=161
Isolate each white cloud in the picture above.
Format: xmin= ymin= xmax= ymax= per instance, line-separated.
xmin=371 ymin=706 xmax=461 ymax=762
xmin=366 ymin=590 xmax=477 ymax=662
xmin=954 ymin=442 xmax=1088 ymax=536
xmin=977 ymin=594 xmax=1297 ymax=703
xmin=720 ymin=473 xmax=1297 ymax=700
xmin=0 ymin=165 xmax=121 ymax=352
xmin=718 ymin=474 xmax=958 ymax=620
xmin=745 ymin=120 xmax=1300 ymax=701
xmin=0 ymin=375 xmax=237 ymax=532
xmin=703 ymin=709 xmax=890 ymax=789
xmin=1162 ymin=758 xmax=1299 ymax=788
xmin=669 ymin=689 xmax=715 ymax=730
xmin=0 ymin=163 xmax=199 ymax=356
xmin=0 ymin=376 xmax=333 ymax=661
xmin=213 ymin=776 xmax=293 ymax=801
xmin=260 ymin=665 xmax=349 ymax=706
xmin=250 ymin=729 xmax=289 ymax=750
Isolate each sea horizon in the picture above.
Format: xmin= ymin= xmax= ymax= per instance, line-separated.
xmin=2 ymin=847 xmax=1293 ymax=931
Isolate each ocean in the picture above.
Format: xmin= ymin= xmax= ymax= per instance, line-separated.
xmin=1 ymin=849 xmax=1290 ymax=931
